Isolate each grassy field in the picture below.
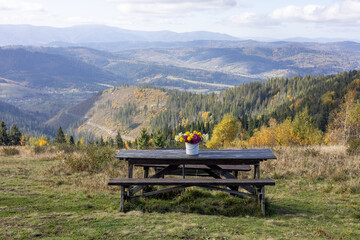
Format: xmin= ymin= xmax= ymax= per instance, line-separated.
xmin=0 ymin=146 xmax=359 ymax=239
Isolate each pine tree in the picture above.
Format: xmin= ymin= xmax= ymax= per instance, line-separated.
xmin=153 ymin=129 xmax=165 ymax=148
xmin=69 ymin=136 xmax=75 ymax=145
xmin=99 ymin=136 xmax=105 ymax=146
xmin=0 ymin=120 xmax=9 ymax=146
xmin=137 ymin=128 xmax=150 ymax=150
xmin=9 ymin=124 xmax=22 ymax=146
xmin=55 ymin=126 xmax=66 ymax=144
xmin=108 ymin=137 xmax=114 ymax=147
xmin=116 ymin=130 xmax=124 ymax=149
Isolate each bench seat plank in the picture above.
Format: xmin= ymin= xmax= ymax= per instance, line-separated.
xmin=108 ymin=178 xmax=275 ymax=187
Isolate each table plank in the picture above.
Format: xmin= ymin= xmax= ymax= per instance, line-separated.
xmin=116 ymin=149 xmax=276 ymax=161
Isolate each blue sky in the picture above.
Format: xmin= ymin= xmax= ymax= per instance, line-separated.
xmin=0 ymin=0 xmax=360 ymax=40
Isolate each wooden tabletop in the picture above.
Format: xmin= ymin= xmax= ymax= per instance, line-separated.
xmin=115 ymin=148 xmax=276 ymax=165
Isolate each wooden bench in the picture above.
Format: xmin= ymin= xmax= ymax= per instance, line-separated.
xmin=135 ymin=164 xmax=251 ymax=177
xmin=108 ymin=178 xmax=275 ymax=216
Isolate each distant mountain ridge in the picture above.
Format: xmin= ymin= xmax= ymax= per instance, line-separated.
xmin=0 ymin=47 xmax=123 ymax=89
xmin=45 ymin=39 xmax=360 ymax=52
xmin=0 ymin=24 xmax=238 ymax=46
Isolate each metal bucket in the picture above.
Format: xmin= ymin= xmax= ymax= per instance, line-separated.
xmin=185 ymin=142 xmax=199 ymax=155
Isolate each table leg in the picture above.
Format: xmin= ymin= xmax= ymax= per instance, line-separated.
xmin=206 ymin=165 xmax=256 ymax=195
xmin=206 ymin=165 xmax=236 ymax=179
xmin=206 ymin=165 xmax=238 ymax=196
xmin=182 ymin=164 xmax=185 ymax=179
xmin=128 ymin=163 xmax=133 ymax=197
xmin=253 ymin=163 xmax=260 ymax=179
xmin=120 ymin=186 xmax=125 ymax=212
xmin=130 ymin=164 xmax=181 ymax=195
xmin=182 ymin=164 xmax=186 ymax=193
xmin=144 ymin=166 xmax=149 ymax=178
xmin=143 ymin=166 xmax=149 ymax=194
xmin=128 ymin=162 xmax=133 ymax=178
xmin=233 ymin=171 xmax=239 ymax=191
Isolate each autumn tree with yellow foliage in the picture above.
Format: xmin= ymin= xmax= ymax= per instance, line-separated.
xmin=247 ymin=108 xmax=322 ymax=147
xmin=206 ymin=114 xmax=238 ymax=149
xmin=291 ymin=107 xmax=323 ymax=145
xmin=325 ymin=89 xmax=360 ymax=145
xmin=248 ymin=118 xmax=296 ymax=147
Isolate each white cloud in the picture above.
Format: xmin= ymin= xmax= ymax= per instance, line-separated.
xmin=65 ymin=17 xmax=96 ymax=25
xmin=227 ymin=0 xmax=360 ymax=29
xmin=104 ymin=0 xmax=240 ymax=29
xmin=107 ymin=0 xmax=237 ymax=16
xmin=0 ymin=0 xmax=46 ymax=12
xmin=228 ymin=12 xmax=278 ymax=27
xmin=269 ymin=0 xmax=360 ymax=23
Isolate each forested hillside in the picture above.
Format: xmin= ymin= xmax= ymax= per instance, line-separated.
xmin=0 ymin=100 xmax=54 ymax=136
xmin=150 ymin=70 xmax=360 ymax=145
xmin=56 ymin=86 xmax=169 ymax=142
xmin=58 ymin=70 xmax=360 ymax=146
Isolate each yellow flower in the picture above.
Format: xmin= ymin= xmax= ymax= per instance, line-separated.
xmin=198 ymin=132 xmax=202 ymax=137
xmin=180 ymin=137 xmax=184 ymax=142
xmin=193 ymin=130 xmax=197 ymax=134
xmin=185 ymin=131 xmax=190 ymax=136
xmin=39 ymin=140 xmax=47 ymax=147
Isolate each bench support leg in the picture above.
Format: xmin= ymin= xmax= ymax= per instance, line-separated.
xmin=120 ymin=186 xmax=125 ymax=212
xmin=128 ymin=163 xmax=133 ymax=197
xmin=260 ymin=186 xmax=265 ymax=216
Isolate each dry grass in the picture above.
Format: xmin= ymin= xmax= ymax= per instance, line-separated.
xmin=3 ymin=145 xmax=358 ymax=194
xmin=0 ymin=146 xmax=57 ymax=160
xmin=263 ymin=145 xmax=360 ymax=193
xmin=41 ymin=145 xmax=360 ymax=194
xmin=1 ymin=145 xmax=360 ymax=239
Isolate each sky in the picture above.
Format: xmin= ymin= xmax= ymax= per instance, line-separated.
xmin=0 ymin=0 xmax=360 ymax=40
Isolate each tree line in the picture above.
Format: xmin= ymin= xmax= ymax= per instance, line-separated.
xmin=0 ymin=120 xmax=22 ymax=146
xmin=149 ymin=70 xmax=360 ymax=146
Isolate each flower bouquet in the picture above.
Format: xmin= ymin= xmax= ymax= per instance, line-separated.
xmin=175 ymin=131 xmax=208 ymax=155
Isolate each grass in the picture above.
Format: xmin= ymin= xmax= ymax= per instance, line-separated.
xmin=0 ymin=146 xmax=359 ymax=239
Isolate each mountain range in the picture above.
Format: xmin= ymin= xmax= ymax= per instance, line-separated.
xmin=1 ymin=24 xmax=360 ymax=137
xmin=0 ymin=24 xmax=238 ymax=46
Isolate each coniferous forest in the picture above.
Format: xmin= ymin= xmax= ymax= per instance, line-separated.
xmin=149 ymin=70 xmax=360 ymax=148
xmin=1 ymin=70 xmax=359 ymax=150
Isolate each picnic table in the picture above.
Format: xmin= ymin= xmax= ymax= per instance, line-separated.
xmin=109 ymin=148 xmax=276 ymax=216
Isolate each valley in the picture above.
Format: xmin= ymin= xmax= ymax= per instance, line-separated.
xmin=1 ymin=25 xmax=360 ymax=139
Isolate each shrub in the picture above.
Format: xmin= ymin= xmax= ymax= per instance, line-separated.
xmin=347 ymin=139 xmax=360 ymax=155
xmin=56 ymin=143 xmax=76 ymax=153
xmin=31 ymin=145 xmax=46 ymax=154
xmin=1 ymin=147 xmax=20 ymax=156
xmin=61 ymin=144 xmax=117 ymax=173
